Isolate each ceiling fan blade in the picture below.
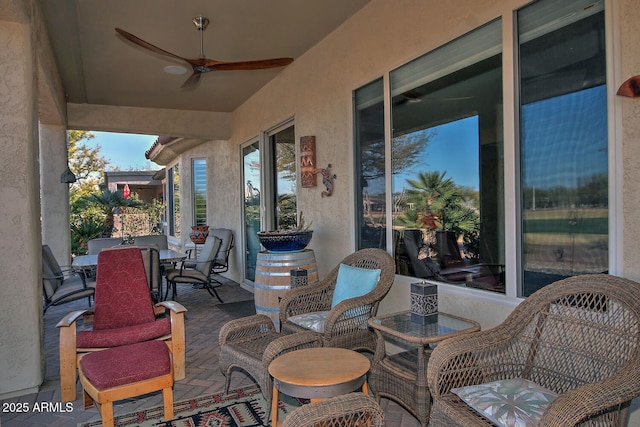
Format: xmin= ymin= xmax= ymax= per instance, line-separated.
xmin=181 ymin=71 xmax=201 ymax=88
xmin=207 ymin=57 xmax=294 ymax=71
xmin=115 ymin=28 xmax=190 ymax=63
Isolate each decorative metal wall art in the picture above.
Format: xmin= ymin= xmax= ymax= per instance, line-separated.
xmin=300 ymin=136 xmax=317 ymax=188
xmin=313 ymin=164 xmax=336 ymax=197
xmin=617 ymin=75 xmax=640 ymax=98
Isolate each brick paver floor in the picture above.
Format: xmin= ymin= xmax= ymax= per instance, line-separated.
xmin=1 ymin=277 xmax=420 ymax=427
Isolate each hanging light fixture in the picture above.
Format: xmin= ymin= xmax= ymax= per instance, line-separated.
xmin=60 ymin=166 xmax=77 ymax=184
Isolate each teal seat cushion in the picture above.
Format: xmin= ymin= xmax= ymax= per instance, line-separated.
xmin=331 ymin=264 xmax=381 ymax=308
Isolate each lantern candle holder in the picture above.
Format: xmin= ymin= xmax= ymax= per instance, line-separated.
xmin=290 ymin=268 xmax=308 ymax=288
xmin=410 ymin=281 xmax=438 ymax=324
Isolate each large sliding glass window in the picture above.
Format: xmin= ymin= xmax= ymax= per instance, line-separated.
xmin=390 ymin=20 xmax=505 ymax=292
xmin=243 ymin=142 xmax=261 ymax=283
xmin=518 ymin=0 xmax=608 ymax=296
xmin=269 ymin=125 xmax=297 ymax=230
xmin=192 ymin=159 xmax=207 ymax=226
xmin=353 ymin=1 xmax=610 ymax=297
xmin=241 ymin=122 xmax=296 ymax=285
xmin=355 ymin=78 xmax=386 ymax=250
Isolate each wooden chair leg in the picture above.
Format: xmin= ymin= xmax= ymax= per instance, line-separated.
xmin=271 ymin=385 xmax=279 ymax=427
xmin=168 ymin=308 xmax=186 ymax=381
xmin=59 ymin=327 xmax=78 ymax=402
xmin=101 ymin=401 xmax=115 ymax=427
xmin=82 ymin=389 xmax=93 ymax=410
xmin=162 ymin=387 xmax=174 ymax=420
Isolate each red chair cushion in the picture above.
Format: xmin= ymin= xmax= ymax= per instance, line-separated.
xmin=79 ymin=340 xmax=171 ymax=390
xmin=76 ymin=317 xmax=171 ymax=348
xmin=93 ymin=248 xmax=156 ymax=330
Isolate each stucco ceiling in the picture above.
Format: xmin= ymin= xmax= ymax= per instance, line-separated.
xmin=37 ymin=0 xmax=370 ymax=113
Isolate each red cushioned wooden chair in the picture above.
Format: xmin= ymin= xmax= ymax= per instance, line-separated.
xmin=57 ymin=246 xmax=187 ymax=402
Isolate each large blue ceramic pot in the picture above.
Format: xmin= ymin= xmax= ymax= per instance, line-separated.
xmin=257 ymin=230 xmax=313 ymax=252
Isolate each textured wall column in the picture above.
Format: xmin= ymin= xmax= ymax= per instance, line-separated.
xmin=0 ymin=19 xmax=45 ymax=397
xmin=621 ymin=0 xmax=640 ymax=281
xmin=39 ymin=124 xmax=72 ymax=264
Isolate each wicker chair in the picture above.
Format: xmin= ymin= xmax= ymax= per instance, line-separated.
xmin=279 ymin=248 xmax=396 ymax=352
xmin=427 ymin=274 xmax=640 ymax=427
xmin=281 ymin=392 xmax=385 ymax=427
xmin=218 ymin=315 xmax=322 ymax=420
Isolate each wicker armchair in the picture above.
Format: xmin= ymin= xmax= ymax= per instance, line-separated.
xmin=427 ymin=274 xmax=640 ymax=427
xmin=218 ymin=315 xmax=322 ymax=420
xmin=281 ymin=392 xmax=385 ymax=427
xmin=279 ymin=248 xmax=396 ymax=352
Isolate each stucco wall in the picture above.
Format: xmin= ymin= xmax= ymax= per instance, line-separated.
xmin=223 ymin=0 xmax=639 ymax=417
xmin=620 ymin=0 xmax=640 ymax=282
xmin=213 ymin=0 xmax=640 ymax=306
xmin=228 ymin=0 xmax=520 ymax=277
xmin=0 ymin=18 xmax=44 ymax=397
xmin=39 ymin=123 xmax=72 ymax=265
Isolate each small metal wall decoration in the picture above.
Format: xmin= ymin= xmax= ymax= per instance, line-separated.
xmin=312 ymin=164 xmax=336 ymax=197
xmin=410 ymin=281 xmax=438 ymax=324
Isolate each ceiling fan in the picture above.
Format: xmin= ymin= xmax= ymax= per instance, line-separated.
xmin=115 ymin=16 xmax=294 ymax=88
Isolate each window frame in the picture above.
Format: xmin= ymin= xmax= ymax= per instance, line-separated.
xmin=351 ymin=1 xmax=616 ymax=300
xmin=192 ymin=158 xmax=207 ymax=226
xmin=167 ymin=162 xmax=180 ymax=238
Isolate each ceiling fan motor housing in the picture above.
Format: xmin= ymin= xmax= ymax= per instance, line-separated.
xmin=192 ymin=16 xmax=209 ymax=31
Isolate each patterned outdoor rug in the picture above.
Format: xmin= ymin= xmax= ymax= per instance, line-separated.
xmin=78 ymin=384 xmax=303 ymax=427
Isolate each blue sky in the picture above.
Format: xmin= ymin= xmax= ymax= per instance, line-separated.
xmin=84 ymin=131 xmax=160 ymax=170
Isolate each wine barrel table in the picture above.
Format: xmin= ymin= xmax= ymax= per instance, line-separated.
xmin=254 ymin=250 xmax=319 ymax=330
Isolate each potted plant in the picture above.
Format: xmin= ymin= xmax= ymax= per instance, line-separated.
xmin=257 ymin=212 xmax=313 ymax=252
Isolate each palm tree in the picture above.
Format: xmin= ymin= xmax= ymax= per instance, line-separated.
xmin=80 ymin=190 xmax=145 ymax=237
xmin=405 ymin=171 xmax=478 ymax=236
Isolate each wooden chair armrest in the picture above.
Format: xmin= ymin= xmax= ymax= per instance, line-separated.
xmin=155 ymin=300 xmax=187 ymax=314
xmin=56 ymin=309 xmax=93 ymax=328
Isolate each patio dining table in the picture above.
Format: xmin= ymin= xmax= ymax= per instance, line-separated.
xmin=72 ymin=249 xmax=187 ymax=270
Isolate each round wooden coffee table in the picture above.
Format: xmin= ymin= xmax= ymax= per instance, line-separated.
xmin=268 ymin=347 xmax=370 ymax=426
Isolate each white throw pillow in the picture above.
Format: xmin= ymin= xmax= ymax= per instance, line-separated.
xmin=451 ymin=378 xmax=558 ymax=427
xmin=287 ymin=311 xmax=330 ymax=333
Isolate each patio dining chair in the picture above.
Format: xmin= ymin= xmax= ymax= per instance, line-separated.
xmin=165 ymin=235 xmax=224 ymax=302
xmin=42 ymin=245 xmax=95 ymax=313
xmin=57 ymin=246 xmax=187 ymax=402
xmin=427 ymin=274 xmax=640 ymax=427
xmin=86 ymin=237 xmax=123 ymax=255
xmin=209 ymin=228 xmax=234 ymax=284
xmin=134 ymin=234 xmax=173 ymax=273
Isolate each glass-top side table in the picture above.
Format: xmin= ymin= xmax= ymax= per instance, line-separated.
xmin=368 ymin=311 xmax=480 ymax=427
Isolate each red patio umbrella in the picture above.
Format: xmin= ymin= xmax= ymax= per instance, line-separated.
xmin=122 ymin=184 xmax=131 ymax=198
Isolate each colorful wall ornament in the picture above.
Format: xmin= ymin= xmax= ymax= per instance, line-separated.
xmin=300 ymin=136 xmax=317 ymax=188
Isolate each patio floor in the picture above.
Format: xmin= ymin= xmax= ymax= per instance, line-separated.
xmin=0 ymin=277 xmax=420 ymax=427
